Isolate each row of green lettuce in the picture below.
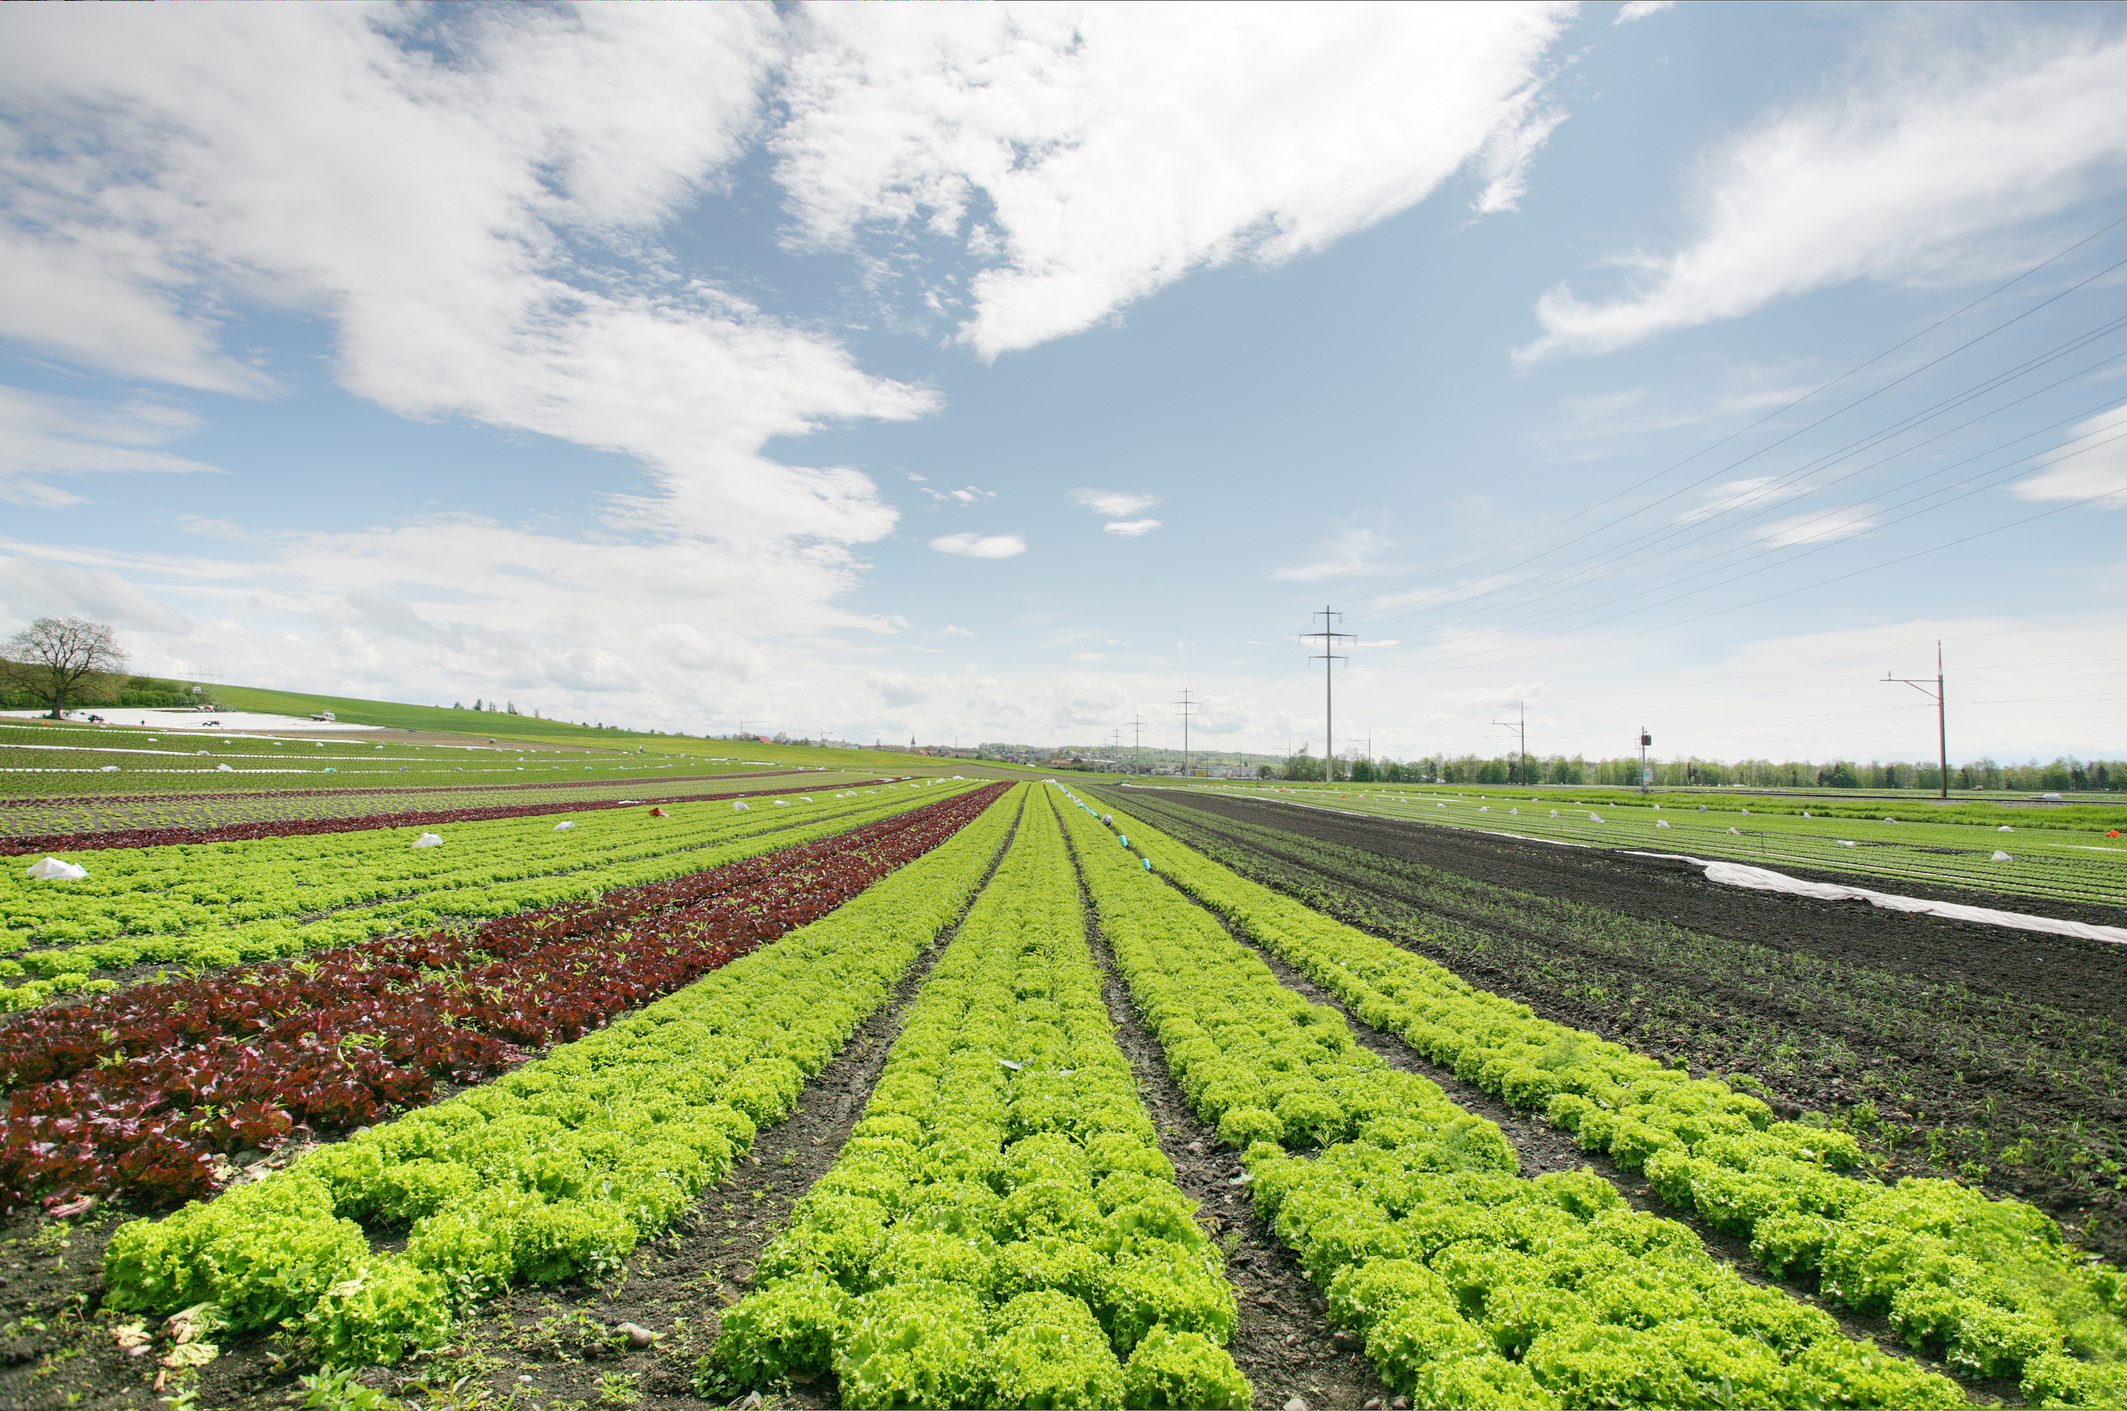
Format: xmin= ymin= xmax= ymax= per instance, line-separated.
xmin=98 ymin=785 xmax=1021 ymax=1365
xmin=1 ymin=786 xmax=960 ymax=1006
xmin=1089 ymin=786 xmax=2127 ymax=1409
xmin=712 ymin=787 xmax=1250 ymax=1410
xmin=1053 ymin=783 xmax=1964 ymax=1411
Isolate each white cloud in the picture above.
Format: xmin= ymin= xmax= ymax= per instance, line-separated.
xmin=1520 ymin=23 xmax=2127 ymax=362
xmin=1073 ymin=489 xmax=1160 ymax=517
xmin=1755 ymin=505 xmax=1879 ymax=547
xmin=0 ymin=385 xmax=219 ymax=507
xmin=1271 ymin=525 xmax=1398 ymax=581
xmin=939 ymin=624 xmax=973 ymax=636
xmin=1616 ymin=1 xmax=1676 ymax=23
xmin=1102 ymin=519 xmax=1162 ymax=537
xmin=0 ymin=5 xmax=949 ymax=719
xmin=929 ymin=532 xmax=1027 ymax=559
xmin=922 ymin=484 xmax=995 ymax=505
xmin=2012 ymin=403 xmax=2127 ymax=507
xmin=774 ymin=3 xmax=1574 ymax=357
xmin=0 ymin=552 xmax=194 ymax=635
xmin=1679 ymin=476 xmax=1812 ymax=523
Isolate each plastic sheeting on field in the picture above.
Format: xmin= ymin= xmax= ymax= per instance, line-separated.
xmin=411 ymin=832 xmax=443 ymax=848
xmin=1626 ymin=851 xmax=2127 ymax=946
xmin=26 ymin=856 xmax=87 ymax=880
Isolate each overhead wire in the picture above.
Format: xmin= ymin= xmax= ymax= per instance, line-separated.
xmin=1355 ymin=313 xmax=2127 ymax=639
xmin=1338 ymin=214 xmax=2127 ymax=618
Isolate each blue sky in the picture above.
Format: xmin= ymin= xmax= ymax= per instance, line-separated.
xmin=2 ymin=1 xmax=2123 ymax=764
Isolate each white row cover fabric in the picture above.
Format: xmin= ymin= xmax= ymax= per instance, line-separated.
xmin=411 ymin=832 xmax=444 ymax=848
xmin=1628 ymin=852 xmax=2127 ymax=946
xmin=26 ymin=856 xmax=87 ymax=880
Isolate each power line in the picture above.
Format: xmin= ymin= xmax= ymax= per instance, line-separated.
xmin=1342 ymin=213 xmax=2127 ymax=619
xmin=1301 ymin=606 xmax=1354 ymax=783
xmin=1174 ymin=688 xmax=1197 ymax=780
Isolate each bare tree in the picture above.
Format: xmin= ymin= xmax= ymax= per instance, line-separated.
xmin=3 ymin=617 xmax=127 ymax=719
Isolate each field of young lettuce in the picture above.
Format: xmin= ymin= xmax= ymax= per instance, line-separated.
xmin=4 ymin=769 xmax=2125 ymax=1411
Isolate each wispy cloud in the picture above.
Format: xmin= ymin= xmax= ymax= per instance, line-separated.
xmin=775 ymin=4 xmax=1576 ymax=358
xmin=1272 ymin=525 xmax=1398 ymax=581
xmin=1519 ymin=22 xmax=2127 ymax=362
xmin=930 ymin=532 xmax=1027 ymax=559
xmin=2012 ymin=403 xmax=2127 ymax=507
xmin=1756 ymin=505 xmax=1879 ymax=546
xmin=1072 ymin=489 xmax=1160 ymax=517
xmin=1102 ymin=518 xmax=1162 ymax=537
xmin=0 ymin=385 xmax=219 ymax=507
xmin=1679 ymin=476 xmax=1813 ymax=523
xmin=1615 ymin=1 xmax=1676 ymax=23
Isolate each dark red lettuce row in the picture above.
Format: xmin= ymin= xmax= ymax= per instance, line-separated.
xmin=0 ymin=783 xmax=1007 ymax=1209
xmin=0 ymin=775 xmax=894 ymax=855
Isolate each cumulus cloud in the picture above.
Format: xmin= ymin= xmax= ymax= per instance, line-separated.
xmin=0 ymin=385 xmax=219 ymax=507
xmin=1073 ymin=489 xmax=1160 ymax=517
xmin=0 ymin=5 xmax=938 ymax=716
xmin=2013 ymin=403 xmax=2127 ymax=507
xmin=929 ymin=531 xmax=1027 ymax=559
xmin=1616 ymin=1 xmax=1676 ymax=23
xmin=1519 ymin=22 xmax=2127 ymax=362
xmin=774 ymin=3 xmax=1574 ymax=357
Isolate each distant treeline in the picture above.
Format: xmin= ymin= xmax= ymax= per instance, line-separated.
xmin=1277 ymin=750 xmax=2122 ymax=792
xmin=0 ymin=671 xmax=198 ymax=713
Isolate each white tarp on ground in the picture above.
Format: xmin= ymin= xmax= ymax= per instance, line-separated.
xmin=25 ymin=856 xmax=87 ymax=880
xmin=1628 ymin=852 xmax=2127 ymax=946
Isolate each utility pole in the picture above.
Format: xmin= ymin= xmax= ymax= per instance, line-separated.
xmin=1491 ymin=702 xmax=1526 ymax=785
xmin=1128 ymin=715 xmax=1145 ymax=770
xmin=1303 ymin=606 xmax=1354 ymax=784
xmin=1884 ymin=642 xmax=1950 ymax=798
xmin=1638 ymin=727 xmax=1652 ymax=795
xmin=1175 ymin=689 xmax=1197 ymax=780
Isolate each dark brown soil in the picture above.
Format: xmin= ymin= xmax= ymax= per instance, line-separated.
xmin=1139 ymin=789 xmax=2127 ymax=1007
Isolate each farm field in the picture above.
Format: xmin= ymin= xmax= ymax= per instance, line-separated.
xmin=5 ymin=771 xmax=2124 ymax=1410
xmin=0 ymin=718 xmax=833 ymax=808
xmin=1098 ymin=788 xmax=2127 ymax=1257
xmin=1182 ymin=781 xmax=2127 ymax=908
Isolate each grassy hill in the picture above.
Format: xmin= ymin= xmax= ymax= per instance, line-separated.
xmin=196 ymin=682 xmax=1026 ymax=778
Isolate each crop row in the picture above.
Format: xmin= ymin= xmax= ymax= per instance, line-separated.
xmin=0 ymin=774 xmax=874 ymax=856
xmin=1093 ymin=792 xmax=2127 ymax=1407
xmin=99 ymin=783 xmax=1020 ymax=1367
xmin=1 ymin=787 xmax=1002 ymax=1212
xmin=1112 ymin=789 xmax=2127 ymax=1259
xmin=1051 ymin=784 xmax=1963 ymax=1410
xmin=1 ymin=784 xmax=963 ymax=998
xmin=714 ymin=786 xmax=1249 ymax=1410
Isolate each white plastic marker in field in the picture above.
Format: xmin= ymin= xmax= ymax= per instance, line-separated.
xmin=733 ymin=802 xmax=750 ymax=811
xmin=411 ymin=833 xmax=443 ymax=848
xmin=554 ymin=821 xmax=575 ymax=831
xmin=1992 ymin=850 xmax=2012 ymax=861
xmin=26 ymin=857 xmax=86 ymax=880
xmin=1630 ymin=852 xmax=2127 ymax=945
